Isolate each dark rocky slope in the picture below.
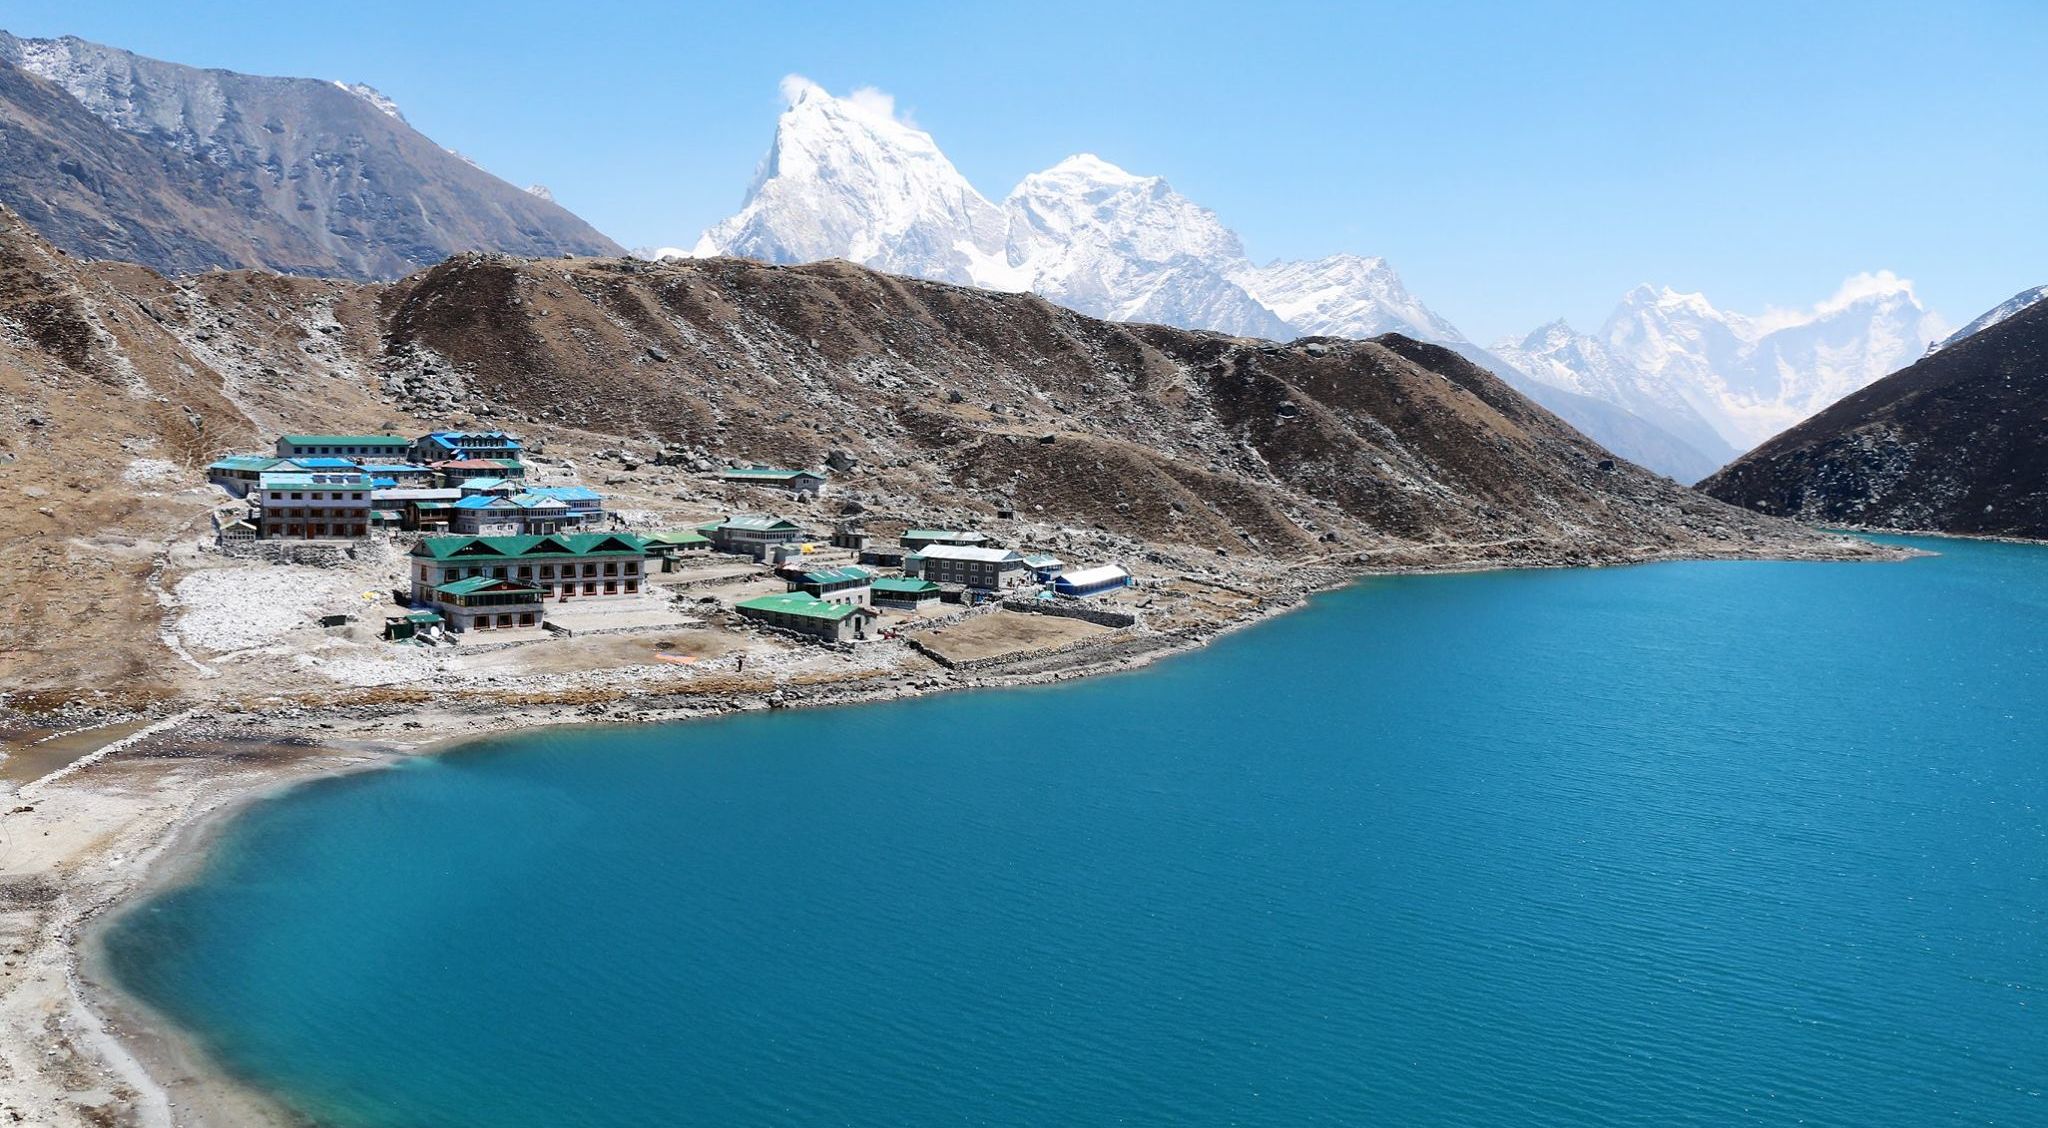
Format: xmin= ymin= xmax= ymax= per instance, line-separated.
xmin=1701 ymin=298 xmax=2048 ymax=538
xmin=0 ymin=31 xmax=620 ymax=279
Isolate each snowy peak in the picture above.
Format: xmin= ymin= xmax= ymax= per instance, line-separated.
xmin=1929 ymin=284 xmax=2047 ymax=353
xmin=694 ymin=75 xmax=1009 ymax=286
xmin=334 ymin=81 xmax=405 ymax=123
xmin=1233 ymin=253 xmax=1466 ymax=343
xmin=1523 ymin=272 xmax=1949 ymax=451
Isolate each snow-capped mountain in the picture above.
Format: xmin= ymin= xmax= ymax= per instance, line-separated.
xmin=691 ymin=76 xmax=1009 ymax=288
xmin=1492 ymin=319 xmax=1737 ymax=467
xmin=679 ymin=77 xmax=1939 ymax=479
xmin=1583 ymin=274 xmax=1947 ymax=450
xmin=1929 ymin=284 xmax=2047 ymax=353
xmin=685 ymin=77 xmax=1454 ymax=345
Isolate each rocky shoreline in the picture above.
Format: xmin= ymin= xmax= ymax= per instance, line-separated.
xmin=0 ymin=534 xmax=1912 ymax=1128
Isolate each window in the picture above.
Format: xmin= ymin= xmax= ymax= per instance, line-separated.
xmin=603 ymin=562 xmax=617 ymax=576
xmin=582 ymin=564 xmax=597 ymax=577
xmin=624 ymin=562 xmax=638 ymax=575
xmin=584 ymin=582 xmax=598 ymax=595
xmin=291 ymin=492 xmax=304 ymax=500
xmin=539 ymin=565 xmax=554 ymax=579
xmin=625 ymin=580 xmax=639 ymax=594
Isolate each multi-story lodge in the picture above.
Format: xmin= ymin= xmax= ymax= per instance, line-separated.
xmin=414 ymin=430 xmax=523 ymax=463
xmin=905 ymin=545 xmax=1030 ymax=590
xmin=787 ymin=565 xmax=873 ymax=605
xmin=871 ymin=577 xmax=942 ymax=609
xmin=698 ymin=514 xmax=807 ymax=559
xmin=432 ymin=458 xmax=526 ymax=485
xmin=206 ymin=455 xmax=284 ymax=495
xmin=409 ymin=534 xmax=650 ymax=625
xmin=449 ymin=493 xmax=574 ymax=536
xmin=275 ymin=434 xmax=413 ymax=462
xmin=254 ymin=470 xmax=372 ymax=540
xmin=524 ymin=485 xmax=605 ymax=525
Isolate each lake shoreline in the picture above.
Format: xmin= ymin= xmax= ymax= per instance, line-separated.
xmin=1 ymin=536 xmax=1918 ymax=1128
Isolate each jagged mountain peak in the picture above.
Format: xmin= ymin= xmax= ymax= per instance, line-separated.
xmin=694 ymin=75 xmax=1008 ymax=286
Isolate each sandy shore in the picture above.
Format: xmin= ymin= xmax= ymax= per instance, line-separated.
xmin=0 ymin=536 xmax=1920 ymax=1128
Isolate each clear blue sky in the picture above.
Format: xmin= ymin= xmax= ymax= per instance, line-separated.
xmin=7 ymin=0 xmax=2043 ymax=341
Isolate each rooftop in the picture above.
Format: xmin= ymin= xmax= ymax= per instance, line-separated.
xmin=436 ymin=576 xmax=546 ymax=597
xmin=736 ymin=593 xmax=866 ymax=623
xmin=207 ymin=455 xmax=283 ymax=472
xmin=1059 ymin=564 xmax=1132 ymax=587
xmin=800 ymin=566 xmax=874 ymax=585
xmin=413 ymin=533 xmax=649 ymax=560
xmin=916 ymin=545 xmax=1026 ymax=563
xmin=280 ymin=434 xmax=409 ymax=446
xmin=872 ymin=578 xmax=940 ymax=594
xmin=258 ymin=471 xmax=370 ymax=489
xmin=702 ymin=514 xmax=803 ymax=533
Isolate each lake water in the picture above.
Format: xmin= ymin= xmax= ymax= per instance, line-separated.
xmin=103 ymin=537 xmax=2047 ymax=1127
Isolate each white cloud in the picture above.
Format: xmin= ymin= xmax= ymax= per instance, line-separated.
xmin=776 ymin=73 xmax=913 ymax=127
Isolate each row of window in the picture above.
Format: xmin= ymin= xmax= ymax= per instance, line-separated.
xmin=267 ymin=492 xmax=368 ymax=502
xmin=266 ymin=522 xmax=367 ymax=538
xmin=421 ymin=561 xmax=640 ymax=581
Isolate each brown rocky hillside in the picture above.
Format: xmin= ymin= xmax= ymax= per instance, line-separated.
xmin=0 ymin=207 xmax=1864 ymax=696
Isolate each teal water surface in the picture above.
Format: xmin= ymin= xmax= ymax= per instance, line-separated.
xmin=105 ymin=537 xmax=2047 ymax=1126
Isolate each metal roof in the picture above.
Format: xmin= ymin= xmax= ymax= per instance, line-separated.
xmin=646 ymin=530 xmax=711 ymax=545
xmin=1057 ymin=564 xmax=1132 ymax=588
xmin=258 ymin=471 xmax=370 ymax=488
xmin=413 ymin=533 xmax=649 ymax=560
xmin=279 ymin=434 xmax=409 ymax=446
xmin=800 ymin=566 xmax=873 ymax=585
xmin=872 ymin=578 xmax=940 ymax=594
xmin=916 ymin=545 xmax=1025 ymax=563
xmin=736 ymin=593 xmax=865 ymax=622
xmin=525 ymin=485 xmax=602 ymax=502
xmin=207 ymin=455 xmax=282 ymax=472
xmin=436 ymin=576 xmax=546 ymax=597
xmin=704 ymin=514 xmax=803 ymax=532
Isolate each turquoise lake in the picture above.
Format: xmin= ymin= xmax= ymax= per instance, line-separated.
xmin=104 ymin=536 xmax=2046 ymax=1127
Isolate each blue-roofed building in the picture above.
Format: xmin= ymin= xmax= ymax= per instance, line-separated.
xmin=456 ymin=477 xmax=522 ymax=498
xmin=413 ymin=430 xmax=523 ymax=463
xmin=281 ymin=456 xmax=363 ymax=471
xmin=523 ymin=485 xmax=606 ymax=524
xmin=448 ymin=492 xmax=572 ymax=536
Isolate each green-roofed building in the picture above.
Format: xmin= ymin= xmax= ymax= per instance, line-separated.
xmin=206 ymin=454 xmax=285 ymax=495
xmin=698 ymin=513 xmax=808 ymax=559
xmin=787 ymin=564 xmax=873 ymax=604
xmin=735 ymin=593 xmax=877 ymax=643
xmin=871 ymin=577 xmax=942 ymax=609
xmin=409 ymin=533 xmax=649 ymax=616
xmin=275 ymin=434 xmax=412 ymax=462
xmin=717 ymin=467 xmax=827 ymax=498
xmin=645 ymin=530 xmax=713 ymax=571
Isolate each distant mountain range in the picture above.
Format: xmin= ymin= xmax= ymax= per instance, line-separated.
xmin=658 ymin=79 xmax=1957 ymax=482
xmin=1702 ymin=285 xmax=2048 ymax=538
xmin=0 ymin=30 xmax=619 ymax=279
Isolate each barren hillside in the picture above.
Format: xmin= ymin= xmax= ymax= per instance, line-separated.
xmin=0 ymin=206 xmax=1866 ymax=699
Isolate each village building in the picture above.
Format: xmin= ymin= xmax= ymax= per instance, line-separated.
xmin=449 ymin=492 xmax=573 ymax=536
xmin=734 ymin=593 xmax=877 ymax=643
xmin=206 ymin=455 xmax=284 ymax=495
xmin=363 ymin=463 xmax=437 ymax=488
xmin=644 ymin=530 xmax=713 ymax=570
xmin=858 ymin=545 xmax=909 ymax=569
xmin=523 ymin=485 xmax=605 ymax=525
xmin=275 ymin=434 xmax=412 ymax=462
xmin=409 ymin=533 xmax=650 ymax=611
xmin=871 ymin=577 xmax=942 ymax=610
xmin=1054 ymin=564 xmax=1134 ymax=598
xmin=433 ymin=458 xmax=527 ymax=486
xmin=372 ymin=487 xmax=463 ymax=532
xmin=456 ymin=476 xmax=523 ymax=497
xmin=417 ymin=576 xmax=546 ymax=633
xmin=718 ymin=467 xmax=828 ymax=498
xmin=698 ymin=514 xmax=808 ymax=559
xmin=900 ymin=529 xmax=993 ymax=551
xmin=1023 ymin=553 xmax=1066 ymax=581
xmin=787 ymin=565 xmax=874 ymax=604
xmin=905 ymin=544 xmax=1030 ymax=590
xmin=253 ymin=470 xmax=372 ymax=540
xmin=413 ymin=430 xmax=523 ymax=463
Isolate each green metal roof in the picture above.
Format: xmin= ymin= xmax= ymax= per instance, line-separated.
xmin=413 ymin=533 xmax=649 ymax=560
xmin=436 ymin=576 xmax=546 ymax=597
xmin=647 ymin=530 xmax=711 ymax=545
xmin=872 ymin=578 xmax=940 ymax=594
xmin=208 ymin=455 xmax=282 ymax=472
xmin=799 ymin=566 xmax=873 ymax=585
xmin=735 ymin=593 xmax=863 ymax=623
xmin=280 ymin=434 xmax=409 ymax=446
xmin=702 ymin=514 xmax=803 ymax=532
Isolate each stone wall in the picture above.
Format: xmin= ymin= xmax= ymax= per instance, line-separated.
xmin=998 ymin=599 xmax=1138 ymax=629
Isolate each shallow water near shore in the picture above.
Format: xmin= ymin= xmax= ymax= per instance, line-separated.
xmin=103 ymin=537 xmax=2047 ymax=1127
